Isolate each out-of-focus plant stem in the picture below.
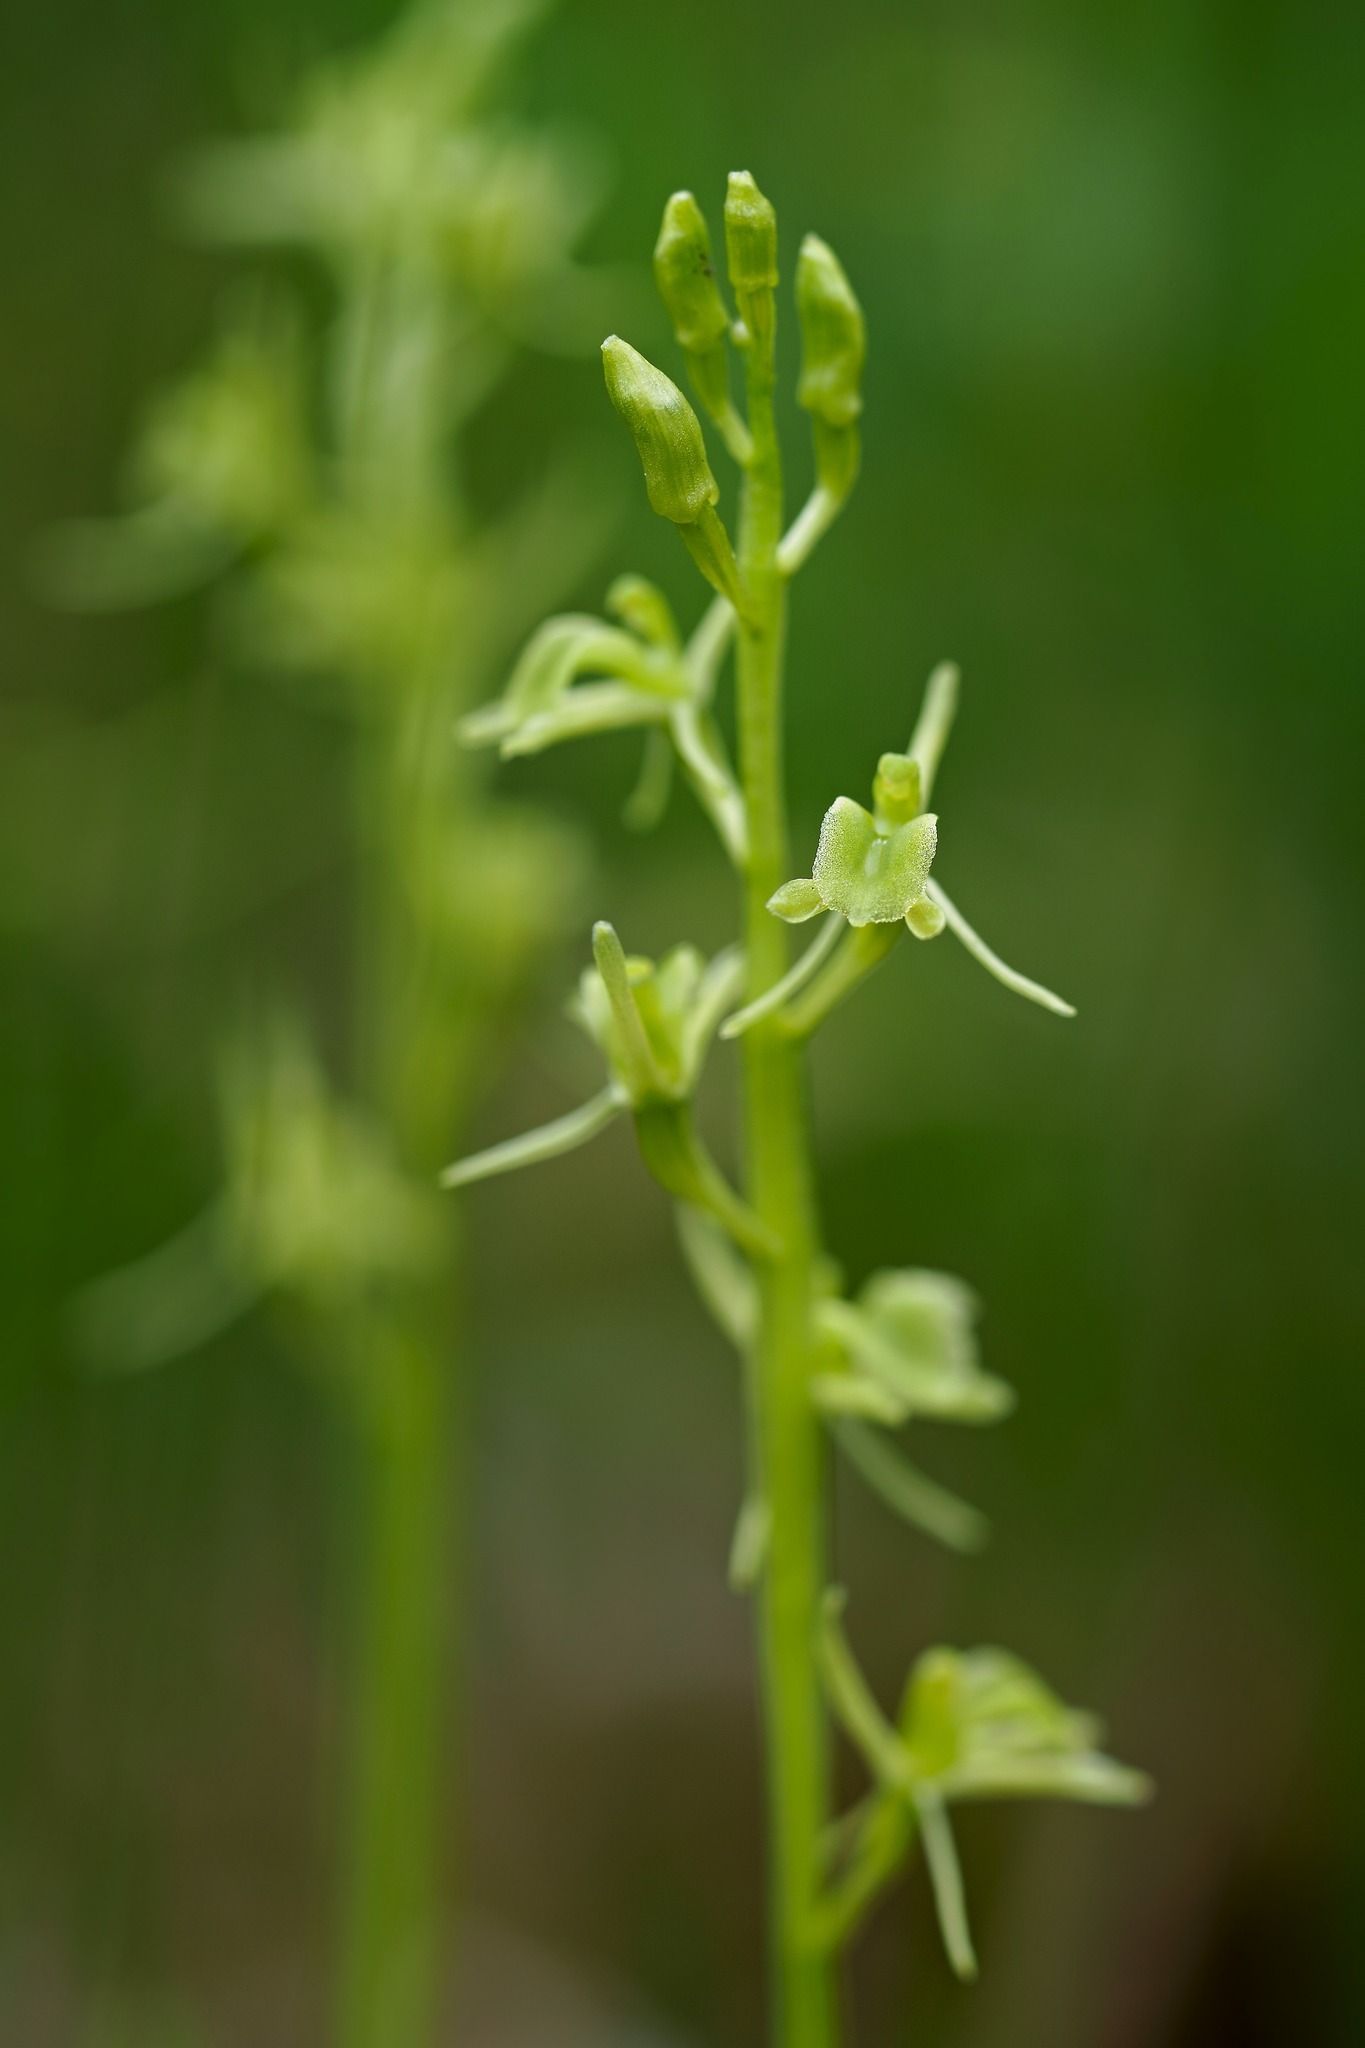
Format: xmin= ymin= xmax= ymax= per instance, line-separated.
xmin=335 ymin=266 xmax=463 ymax=2048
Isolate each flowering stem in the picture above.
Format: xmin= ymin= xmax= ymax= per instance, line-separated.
xmin=735 ymin=272 xmax=840 ymax=2048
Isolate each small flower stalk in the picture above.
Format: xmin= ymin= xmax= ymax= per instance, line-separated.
xmin=448 ymin=170 xmax=1147 ymax=2042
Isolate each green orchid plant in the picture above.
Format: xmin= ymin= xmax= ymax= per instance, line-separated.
xmin=448 ymin=171 xmax=1149 ymax=2041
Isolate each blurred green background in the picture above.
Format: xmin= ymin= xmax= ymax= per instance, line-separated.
xmin=2 ymin=0 xmax=1362 ymax=2042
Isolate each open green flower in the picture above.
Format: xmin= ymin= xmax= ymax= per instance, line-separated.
xmin=817 ymin=1593 xmax=1150 ymax=1978
xmin=816 ymin=1269 xmax=1012 ymax=1425
xmin=810 ymin=1268 xmax=1013 ymax=1554
xmin=768 ymin=793 xmax=939 ymax=933
xmin=741 ymin=665 xmax=1076 ymax=1040
xmin=459 ymin=581 xmax=689 ymax=756
xmin=460 ymin=576 xmax=747 ymax=863
xmin=442 ymin=923 xmax=774 ymax=1257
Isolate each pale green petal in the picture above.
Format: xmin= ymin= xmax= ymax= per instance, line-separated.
xmin=679 ymin=944 xmax=747 ymax=1080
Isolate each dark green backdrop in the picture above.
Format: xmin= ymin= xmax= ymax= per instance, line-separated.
xmin=2 ymin=1 xmax=1361 ymax=2042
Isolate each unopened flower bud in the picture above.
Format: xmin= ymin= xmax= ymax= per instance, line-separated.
xmin=796 ymin=234 xmax=865 ymax=427
xmin=654 ymin=192 xmax=729 ymax=354
xmin=724 ymin=171 xmax=778 ymax=297
xmin=602 ymin=337 xmax=719 ymax=525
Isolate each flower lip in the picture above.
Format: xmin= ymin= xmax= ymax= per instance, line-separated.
xmin=811 ymin=798 xmax=938 ymax=926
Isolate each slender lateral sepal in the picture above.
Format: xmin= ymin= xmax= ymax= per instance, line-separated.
xmin=917 ymin=1791 xmax=978 ymax=1981
xmin=721 ymin=911 xmax=843 ymax=1038
xmin=779 ymin=922 xmax=903 ymax=1038
xmin=439 ymin=1085 xmax=625 ymax=1189
xmin=835 ymin=1421 xmax=990 ymax=1554
xmin=908 ymin=661 xmax=959 ymax=804
xmin=926 ymin=880 xmax=1077 ymax=1017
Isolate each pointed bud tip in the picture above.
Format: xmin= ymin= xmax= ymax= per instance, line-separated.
xmin=601 ymin=337 xmax=718 ymax=524
xmin=654 ymin=194 xmax=729 ymax=354
xmin=796 ymin=233 xmax=865 ymax=426
xmin=724 ymin=170 xmax=778 ymax=293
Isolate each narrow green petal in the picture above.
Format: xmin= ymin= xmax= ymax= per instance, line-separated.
xmin=501 ymin=681 xmax=672 ymax=757
xmin=675 ymin=1203 xmax=757 ymax=1348
xmin=917 ymin=1790 xmax=978 ymax=1982
xmin=439 ymin=1086 xmax=625 ymax=1189
xmin=722 ymin=912 xmax=842 ymax=1037
xmin=680 ymin=943 xmax=748 ymax=1078
xmin=908 ymin=662 xmax=959 ymax=804
xmin=835 ymin=1421 xmax=990 ymax=1553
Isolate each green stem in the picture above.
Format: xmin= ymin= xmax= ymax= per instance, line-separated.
xmin=735 ymin=302 xmax=839 ymax=2048
xmin=337 ymin=271 xmax=467 ymax=2041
